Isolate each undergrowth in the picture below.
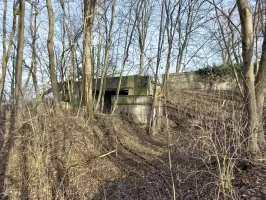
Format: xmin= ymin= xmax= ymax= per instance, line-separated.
xmin=0 ymin=89 xmax=265 ymax=199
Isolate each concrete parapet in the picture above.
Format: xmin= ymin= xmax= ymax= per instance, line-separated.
xmin=167 ymin=72 xmax=238 ymax=91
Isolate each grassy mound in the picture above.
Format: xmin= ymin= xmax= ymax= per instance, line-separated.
xmin=0 ymin=110 xmax=168 ymax=199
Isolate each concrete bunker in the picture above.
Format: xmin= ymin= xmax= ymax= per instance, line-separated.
xmin=58 ymin=75 xmax=162 ymax=127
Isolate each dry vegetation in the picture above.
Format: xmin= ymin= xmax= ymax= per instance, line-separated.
xmin=0 ymin=89 xmax=266 ymax=200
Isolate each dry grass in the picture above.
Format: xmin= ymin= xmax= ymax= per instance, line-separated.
xmin=166 ymin=89 xmax=266 ymax=199
xmin=0 ymin=106 xmax=171 ymax=199
xmin=0 ymin=89 xmax=265 ymax=199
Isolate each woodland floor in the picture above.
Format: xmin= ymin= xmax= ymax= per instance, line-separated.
xmin=0 ymin=89 xmax=266 ymax=200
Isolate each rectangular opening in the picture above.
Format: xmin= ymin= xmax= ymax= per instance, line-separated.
xmin=100 ymin=89 xmax=129 ymax=113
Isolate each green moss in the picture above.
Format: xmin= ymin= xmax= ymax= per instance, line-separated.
xmin=195 ymin=64 xmax=241 ymax=81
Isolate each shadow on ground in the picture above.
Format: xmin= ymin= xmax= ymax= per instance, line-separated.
xmin=90 ymin=148 xmax=216 ymax=200
xmin=90 ymin=115 xmax=217 ymax=200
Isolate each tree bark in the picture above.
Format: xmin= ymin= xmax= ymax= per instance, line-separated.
xmin=135 ymin=0 xmax=148 ymax=75
xmin=0 ymin=0 xmax=17 ymax=101
xmin=163 ymin=0 xmax=177 ymax=92
xmin=149 ymin=0 xmax=165 ymax=134
xmin=15 ymin=0 xmax=25 ymax=121
xmin=59 ymin=0 xmax=77 ymax=81
xmin=46 ymin=0 xmax=61 ymax=111
xmin=30 ymin=4 xmax=39 ymax=97
xmin=255 ymin=24 xmax=266 ymax=151
xmin=0 ymin=0 xmax=7 ymax=101
xmin=237 ymin=0 xmax=260 ymax=155
xmin=83 ymin=0 xmax=96 ymax=119
xmin=93 ymin=0 xmax=103 ymax=107
xmin=254 ymin=0 xmax=261 ymax=75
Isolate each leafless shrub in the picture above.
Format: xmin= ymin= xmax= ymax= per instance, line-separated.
xmin=167 ymin=89 xmax=250 ymax=199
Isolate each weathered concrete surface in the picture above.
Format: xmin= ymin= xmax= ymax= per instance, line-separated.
xmin=94 ymin=75 xmax=151 ymax=95
xmin=59 ymin=75 xmax=161 ymax=109
xmin=66 ymin=75 xmax=154 ymax=96
xmin=114 ymin=95 xmax=152 ymax=105
xmin=211 ymin=81 xmax=237 ymax=91
xmin=111 ymin=96 xmax=162 ymax=126
xmin=166 ymin=72 xmax=238 ymax=91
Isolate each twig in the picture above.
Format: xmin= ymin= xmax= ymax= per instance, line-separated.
xmin=98 ymin=150 xmax=116 ymax=158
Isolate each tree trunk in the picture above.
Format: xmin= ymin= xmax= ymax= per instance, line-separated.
xmin=149 ymin=0 xmax=165 ymax=134
xmin=95 ymin=0 xmax=116 ymax=112
xmin=213 ymin=2 xmax=244 ymax=97
xmin=135 ymin=0 xmax=147 ymax=76
xmin=237 ymin=0 xmax=260 ymax=155
xmin=163 ymin=45 xmax=172 ymax=95
xmin=30 ymin=4 xmax=39 ymax=97
xmin=163 ymin=0 xmax=176 ymax=92
xmin=93 ymin=0 xmax=103 ymax=107
xmin=0 ymin=0 xmax=7 ymax=101
xmin=46 ymin=0 xmax=61 ymax=111
xmin=254 ymin=0 xmax=261 ymax=76
xmin=59 ymin=0 xmax=76 ymax=81
xmin=175 ymin=0 xmax=195 ymax=73
xmin=83 ymin=0 xmax=96 ymax=119
xmin=255 ymin=24 xmax=266 ymax=151
xmin=0 ymin=0 xmax=17 ymax=101
xmin=139 ymin=48 xmax=144 ymax=75
xmin=15 ymin=0 xmax=25 ymax=121
xmin=111 ymin=0 xmax=137 ymax=115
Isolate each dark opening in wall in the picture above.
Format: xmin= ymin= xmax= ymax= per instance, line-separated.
xmin=99 ymin=89 xmax=128 ymax=113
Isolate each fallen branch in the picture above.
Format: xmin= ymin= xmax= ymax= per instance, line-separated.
xmin=98 ymin=150 xmax=116 ymax=158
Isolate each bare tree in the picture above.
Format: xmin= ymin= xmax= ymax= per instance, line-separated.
xmin=163 ymin=0 xmax=178 ymax=88
xmin=237 ymin=0 xmax=266 ymax=155
xmin=83 ymin=0 xmax=96 ymax=119
xmin=254 ymin=24 xmax=266 ymax=151
xmin=135 ymin=0 xmax=152 ymax=75
xmin=95 ymin=0 xmax=116 ymax=112
xmin=111 ymin=0 xmax=138 ymax=115
xmin=254 ymin=0 xmax=263 ymax=75
xmin=29 ymin=2 xmax=39 ymax=97
xmin=163 ymin=0 xmax=202 ymax=84
xmin=149 ymin=0 xmax=166 ymax=134
xmin=212 ymin=2 xmax=244 ymax=96
xmin=0 ymin=0 xmax=17 ymax=101
xmin=93 ymin=0 xmax=103 ymax=106
xmin=46 ymin=0 xmax=61 ymax=110
xmin=175 ymin=0 xmax=200 ymax=73
xmin=15 ymin=0 xmax=25 ymax=121
xmin=59 ymin=0 xmax=77 ymax=81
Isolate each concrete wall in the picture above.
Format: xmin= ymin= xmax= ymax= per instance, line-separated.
xmin=94 ymin=75 xmax=152 ymax=95
xmin=149 ymin=82 xmax=161 ymax=96
xmin=111 ymin=95 xmax=162 ymax=127
xmin=60 ymin=75 xmax=160 ymax=108
xmin=60 ymin=75 xmax=159 ymax=108
xmin=167 ymin=72 xmax=238 ymax=91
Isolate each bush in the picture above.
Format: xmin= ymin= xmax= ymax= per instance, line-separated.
xmin=195 ymin=64 xmax=242 ymax=80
